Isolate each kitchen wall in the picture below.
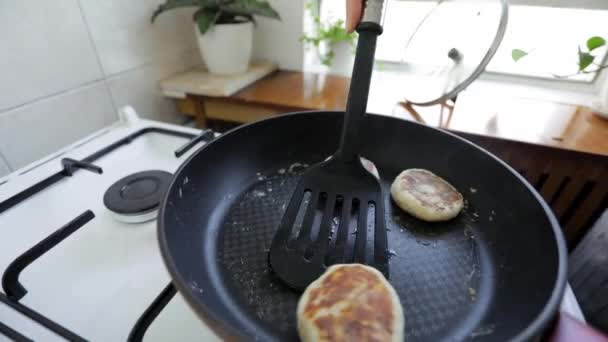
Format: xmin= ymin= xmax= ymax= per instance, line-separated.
xmin=253 ymin=0 xmax=305 ymax=71
xmin=0 ymin=0 xmax=306 ymax=178
xmin=0 ymin=0 xmax=199 ymax=177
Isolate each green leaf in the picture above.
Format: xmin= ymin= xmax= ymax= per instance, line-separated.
xmin=151 ymin=0 xmax=208 ymax=23
xmin=511 ymin=49 xmax=528 ymax=62
xmin=321 ymin=50 xmax=334 ymax=66
xmin=578 ymin=46 xmax=595 ymax=71
xmin=195 ymin=9 xmax=220 ymax=34
xmin=222 ymin=0 xmax=280 ymax=20
xmin=587 ymin=36 xmax=606 ymax=51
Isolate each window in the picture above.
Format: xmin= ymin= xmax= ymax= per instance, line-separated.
xmin=318 ymin=0 xmax=436 ymax=63
xmin=487 ymin=5 xmax=608 ymax=82
xmin=318 ymin=0 xmax=608 ymax=83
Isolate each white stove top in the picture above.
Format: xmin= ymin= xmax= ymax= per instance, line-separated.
xmin=0 ymin=107 xmax=584 ymax=341
xmin=0 ymin=108 xmax=219 ymax=341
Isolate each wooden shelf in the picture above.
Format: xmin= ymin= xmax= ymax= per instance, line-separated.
xmin=231 ymin=71 xmax=349 ymax=111
xmin=400 ymin=93 xmax=608 ymax=158
xmin=161 ymin=61 xmax=278 ymax=98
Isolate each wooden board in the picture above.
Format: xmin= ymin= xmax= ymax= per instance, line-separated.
xmin=231 ymin=71 xmax=350 ymax=110
xmin=161 ymin=61 xmax=278 ymax=98
xmin=204 ymin=99 xmax=282 ymax=123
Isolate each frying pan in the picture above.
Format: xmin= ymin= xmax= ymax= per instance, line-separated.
xmin=158 ymin=110 xmax=567 ymax=341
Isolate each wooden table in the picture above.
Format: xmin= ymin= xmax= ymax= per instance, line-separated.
xmin=171 ymin=70 xmax=608 ymax=246
xmin=398 ymin=94 xmax=608 ymax=157
xmin=176 ymin=71 xmax=350 ymax=127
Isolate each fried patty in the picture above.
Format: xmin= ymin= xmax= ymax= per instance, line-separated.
xmin=391 ymin=169 xmax=463 ymax=222
xmin=297 ymin=264 xmax=404 ymax=342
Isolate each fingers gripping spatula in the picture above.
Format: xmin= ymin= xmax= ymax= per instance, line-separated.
xmin=269 ymin=0 xmax=388 ymax=291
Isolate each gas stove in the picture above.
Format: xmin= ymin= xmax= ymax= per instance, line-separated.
xmin=0 ymin=107 xmax=219 ymax=341
xmin=0 ymin=107 xmax=584 ymax=341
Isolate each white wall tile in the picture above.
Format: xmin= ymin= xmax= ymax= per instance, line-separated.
xmin=0 ymin=0 xmax=307 ymax=174
xmin=79 ymin=0 xmax=197 ymax=76
xmin=0 ymin=0 xmax=104 ymax=112
xmin=0 ymin=83 xmax=116 ymax=170
xmin=106 ymin=50 xmax=200 ymax=124
xmin=253 ymin=0 xmax=305 ymax=70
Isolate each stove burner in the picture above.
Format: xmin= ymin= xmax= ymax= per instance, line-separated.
xmin=103 ymin=170 xmax=172 ymax=223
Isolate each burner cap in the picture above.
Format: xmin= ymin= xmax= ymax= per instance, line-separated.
xmin=103 ymin=170 xmax=172 ymax=223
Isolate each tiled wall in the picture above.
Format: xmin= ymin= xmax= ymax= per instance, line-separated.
xmin=0 ymin=0 xmax=305 ymax=178
xmin=252 ymin=0 xmax=305 ymax=71
xmin=0 ymin=0 xmax=200 ymax=176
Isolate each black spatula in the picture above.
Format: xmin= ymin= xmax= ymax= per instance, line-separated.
xmin=269 ymin=1 xmax=388 ymax=291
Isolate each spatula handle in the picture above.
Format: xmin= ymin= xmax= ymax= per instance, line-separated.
xmin=335 ymin=1 xmax=384 ymax=162
xmin=361 ymin=0 xmax=385 ymax=25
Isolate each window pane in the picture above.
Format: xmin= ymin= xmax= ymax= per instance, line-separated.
xmin=319 ymin=1 xmax=608 ymax=83
xmin=377 ymin=1 xmax=436 ymax=61
xmin=486 ymin=5 xmax=608 ymax=81
xmin=319 ymin=0 xmax=345 ymax=23
xmin=318 ymin=0 xmax=434 ymax=61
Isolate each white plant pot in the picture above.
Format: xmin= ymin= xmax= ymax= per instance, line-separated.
xmin=327 ymin=41 xmax=355 ymax=76
xmin=195 ymin=21 xmax=253 ymax=75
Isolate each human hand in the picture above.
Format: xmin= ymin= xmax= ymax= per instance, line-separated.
xmin=346 ymin=0 xmax=363 ymax=33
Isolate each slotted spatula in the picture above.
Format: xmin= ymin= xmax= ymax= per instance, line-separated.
xmin=269 ymin=0 xmax=388 ymax=291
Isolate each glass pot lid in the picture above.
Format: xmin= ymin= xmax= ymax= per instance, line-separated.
xmin=399 ymin=0 xmax=508 ymax=106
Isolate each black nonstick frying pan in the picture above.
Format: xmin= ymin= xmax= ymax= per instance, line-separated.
xmin=158 ymin=110 xmax=567 ymax=341
xmin=158 ymin=1 xmax=566 ymax=340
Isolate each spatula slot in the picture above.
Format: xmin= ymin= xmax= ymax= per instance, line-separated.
xmin=353 ymin=200 xmax=369 ymax=263
xmin=344 ymin=198 xmax=360 ymax=262
xmin=365 ymin=202 xmax=376 ymax=264
xmin=327 ymin=196 xmax=343 ymax=245
xmin=324 ymin=196 xmax=352 ymax=266
xmin=286 ymin=189 xmax=312 ymax=249
xmin=308 ymin=192 xmax=328 ymax=243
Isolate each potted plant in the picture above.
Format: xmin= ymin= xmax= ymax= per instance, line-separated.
xmin=152 ymin=0 xmax=280 ymax=75
xmin=512 ymin=36 xmax=608 ymax=118
xmin=302 ymin=3 xmax=357 ymax=75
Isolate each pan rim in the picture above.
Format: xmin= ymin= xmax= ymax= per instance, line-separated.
xmin=158 ymin=110 xmax=567 ymax=341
